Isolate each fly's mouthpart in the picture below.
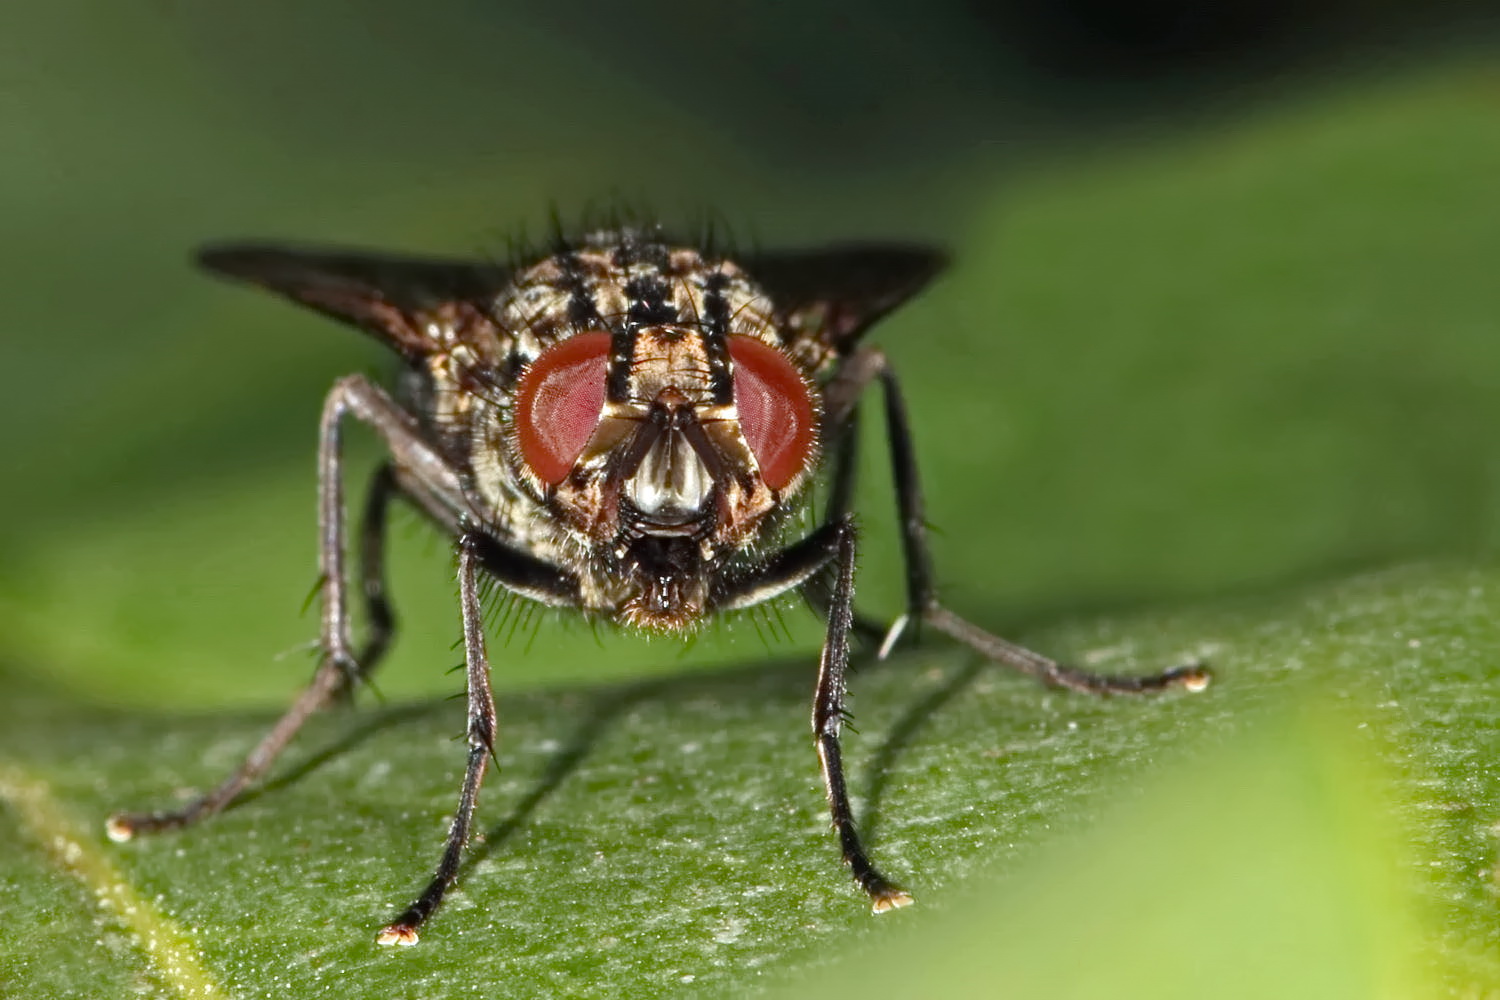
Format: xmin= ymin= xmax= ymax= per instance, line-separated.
xmin=614 ymin=534 xmax=711 ymax=632
xmin=625 ymin=423 xmax=713 ymax=525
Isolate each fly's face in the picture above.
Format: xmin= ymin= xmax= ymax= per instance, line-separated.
xmin=533 ymin=323 xmax=820 ymax=538
xmin=487 ymin=246 xmax=822 ymax=629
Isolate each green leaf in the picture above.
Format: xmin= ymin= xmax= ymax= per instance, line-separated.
xmin=8 ymin=562 xmax=1500 ymax=997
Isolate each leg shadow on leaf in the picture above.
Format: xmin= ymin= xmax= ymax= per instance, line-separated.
xmin=247 ymin=701 xmax=435 ymax=804
xmin=858 ymin=654 xmax=987 ymax=846
xmin=466 ymin=680 xmax=660 ymax=863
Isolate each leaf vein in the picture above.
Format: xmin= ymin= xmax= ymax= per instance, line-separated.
xmin=0 ymin=763 xmax=231 ymax=1000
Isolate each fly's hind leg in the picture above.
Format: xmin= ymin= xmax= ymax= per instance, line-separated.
xmin=823 ymin=347 xmax=1209 ymax=695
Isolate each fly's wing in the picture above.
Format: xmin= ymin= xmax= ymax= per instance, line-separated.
xmin=197 ymin=243 xmax=513 ymax=364
xmin=742 ymin=244 xmax=949 ymax=359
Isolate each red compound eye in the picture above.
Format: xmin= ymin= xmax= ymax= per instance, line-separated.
xmin=728 ymin=335 xmax=816 ymax=491
xmin=514 ymin=332 xmax=611 ymax=485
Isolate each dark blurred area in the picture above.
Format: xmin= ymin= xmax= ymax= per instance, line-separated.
xmin=515 ymin=0 xmax=1498 ymax=172
xmin=980 ymin=0 xmax=1361 ymax=82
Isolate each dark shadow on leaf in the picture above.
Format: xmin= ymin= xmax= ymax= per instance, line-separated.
xmin=243 ymin=701 xmax=438 ymax=805
xmin=457 ymin=679 xmax=667 ymax=876
xmin=859 ymin=656 xmax=987 ymax=845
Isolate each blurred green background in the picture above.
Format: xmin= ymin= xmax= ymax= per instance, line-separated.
xmin=2 ymin=2 xmax=1499 ymax=998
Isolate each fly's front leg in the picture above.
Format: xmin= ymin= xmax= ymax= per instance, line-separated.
xmin=714 ymin=521 xmax=909 ymax=910
xmin=108 ymin=375 xmax=464 ymax=840
xmin=377 ymin=533 xmax=496 ymax=946
xmin=813 ymin=518 xmax=912 ymax=910
xmin=824 ymin=347 xmax=1209 ymax=695
xmin=369 ymin=528 xmax=577 ymax=943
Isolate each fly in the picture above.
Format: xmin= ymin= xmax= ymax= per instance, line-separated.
xmin=106 ymin=226 xmax=1209 ymax=944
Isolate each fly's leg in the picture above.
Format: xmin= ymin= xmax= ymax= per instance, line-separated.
xmin=920 ymin=604 xmax=1208 ymax=693
xmin=376 ymin=533 xmax=496 ymax=946
xmin=823 ymin=347 xmax=1209 ymax=695
xmin=107 ymin=375 xmax=465 ymax=840
xmin=812 ymin=518 xmax=911 ymax=910
xmin=715 ymin=520 xmax=910 ymax=911
xmin=329 ymin=462 xmax=400 ymax=701
xmin=105 ymin=656 xmax=349 ymax=841
xmin=801 ymin=406 xmax=886 ymax=646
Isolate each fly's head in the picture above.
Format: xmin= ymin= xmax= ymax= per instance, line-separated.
xmin=492 ymin=238 xmax=822 ymax=630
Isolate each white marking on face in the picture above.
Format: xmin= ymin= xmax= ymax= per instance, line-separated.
xmin=626 ymin=430 xmax=713 ymax=523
